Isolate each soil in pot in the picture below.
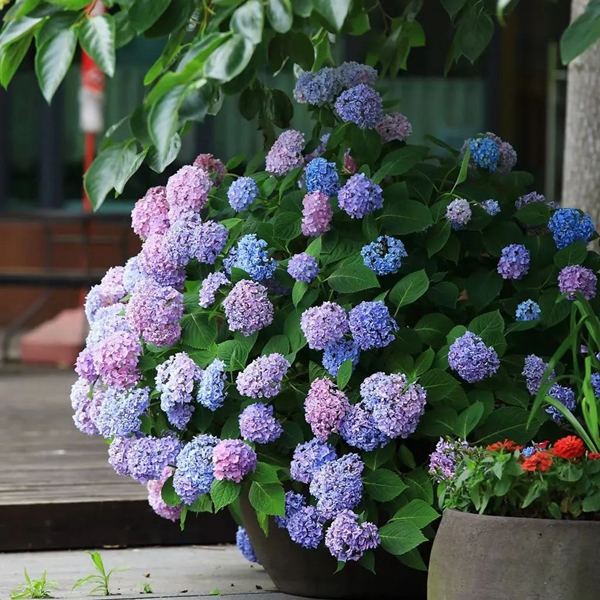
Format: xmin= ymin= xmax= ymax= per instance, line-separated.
xmin=240 ymin=493 xmax=428 ymax=600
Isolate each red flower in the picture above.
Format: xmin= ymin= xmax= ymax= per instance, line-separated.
xmin=553 ymin=436 xmax=586 ymax=460
xmin=487 ymin=440 xmax=523 ymax=452
xmin=522 ymin=452 xmax=553 ymax=472
xmin=589 ymin=453 xmax=600 ymax=461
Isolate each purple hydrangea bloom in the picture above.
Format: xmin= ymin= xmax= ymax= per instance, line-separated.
xmin=127 ymin=435 xmax=183 ymax=484
xmin=84 ymin=281 xmax=125 ymax=324
xmin=70 ymin=378 xmax=102 ymax=436
xmin=222 ymin=280 xmax=274 ymax=336
xmin=266 ymin=129 xmax=305 ymax=177
xmin=522 ymin=354 xmax=555 ymax=396
xmin=138 ymin=234 xmax=186 ymax=289
xmin=322 ymin=340 xmax=360 ymax=378
xmin=236 ymin=527 xmax=259 ymax=563
xmin=165 ymin=215 xmax=228 ymax=266
xmin=309 ymin=453 xmax=364 ymax=519
xmin=497 ymin=244 xmax=531 ymax=280
xmin=348 ymin=301 xmax=398 ymax=350
xmin=275 ymin=491 xmax=306 ymax=528
xmin=339 ymin=402 xmax=390 ymax=451
xmin=549 ymin=208 xmax=596 ymax=249
xmin=239 ymin=403 xmax=283 ymax=444
xmin=375 ymin=112 xmax=412 ymax=143
xmin=75 ymin=348 xmax=96 ymax=383
xmin=546 ymin=384 xmax=576 ymax=422
xmin=469 ymin=137 xmax=499 ymax=171
xmin=199 ymin=272 xmax=230 ymax=308
xmin=165 ymin=165 xmax=212 ymax=222
xmin=286 ymin=506 xmax=326 ymax=549
xmin=86 ymin=304 xmax=129 ymax=348
xmin=446 ymin=198 xmax=472 ymax=230
xmin=213 ymin=439 xmax=257 ymax=483
xmin=335 ymin=84 xmax=383 ymax=129
xmin=92 ymin=330 xmax=141 ymax=390
xmin=290 ymin=439 xmax=337 ymax=484
xmin=147 ymin=467 xmax=181 ymax=522
xmin=515 ymin=299 xmax=541 ymax=322
xmin=305 ymin=158 xmax=340 ymax=196
xmin=174 ymin=434 xmax=219 ymax=504
xmin=591 ymin=373 xmax=600 ymax=397
xmin=228 ymin=177 xmax=259 ymax=211
xmin=558 ymin=265 xmax=597 ymax=300
xmin=516 ymin=191 xmax=546 ymax=210
xmin=338 ymin=173 xmax=383 ymax=219
xmin=302 ymin=191 xmax=333 ymax=237
xmin=304 ymin=378 xmax=350 ymax=441
xmin=361 ymin=235 xmax=407 ymax=276
xmin=193 ymin=153 xmax=226 ymax=185
xmin=224 ymin=234 xmax=276 ymax=282
xmin=95 ymin=386 xmax=150 ymax=438
xmin=481 ymin=199 xmax=500 ymax=216
xmin=325 ymin=510 xmax=380 ymax=562
xmin=197 ymin=359 xmax=227 ymax=411
xmin=122 ymin=256 xmax=147 ymax=294
xmin=337 ymin=61 xmax=378 ymax=89
xmin=108 ymin=437 xmax=135 ymax=477
xmin=287 ymin=252 xmax=319 ymax=283
xmin=301 ymin=302 xmax=349 ymax=350
xmin=131 ymin=186 xmax=170 ymax=239
xmin=429 ymin=438 xmax=469 ymax=482
xmin=236 ymin=353 xmax=290 ymax=398
xmin=448 ymin=332 xmax=500 ymax=383
xmin=126 ymin=279 xmax=183 ymax=347
xmin=293 ymin=67 xmax=341 ymax=105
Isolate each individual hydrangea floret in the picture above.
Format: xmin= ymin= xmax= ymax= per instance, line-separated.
xmin=165 ymin=165 xmax=212 ymax=221
xmin=361 ymin=235 xmax=407 ymax=276
xmin=213 ymin=439 xmax=257 ymax=483
xmin=222 ymin=280 xmax=274 ymax=336
xmin=338 ymin=173 xmax=383 ymax=218
xmin=348 ymin=301 xmax=398 ymax=350
xmin=305 ymin=158 xmax=340 ymax=196
xmin=91 ymin=330 xmax=141 ymax=390
xmin=337 ymin=61 xmax=378 ymax=89
xmin=429 ymin=438 xmax=469 ymax=482
xmin=127 ymin=436 xmax=183 ymax=484
xmin=481 ymin=199 xmax=500 ymax=216
xmin=548 ymin=208 xmax=596 ymax=249
xmin=287 ymin=252 xmax=319 ymax=283
xmin=193 ymin=153 xmax=226 ymax=185
xmin=236 ymin=354 xmax=290 ymax=399
xmin=339 ymin=402 xmax=390 ymax=451
xmin=239 ymin=403 xmax=283 ymax=444
xmin=446 ymin=198 xmax=472 ymax=230
xmin=275 ymin=491 xmax=306 ymax=528
xmin=448 ymin=332 xmax=500 ymax=383
xmin=197 ymin=359 xmax=227 ymax=411
xmin=147 ymin=467 xmax=181 ymax=522
xmin=138 ymin=233 xmax=186 ymax=289
xmin=375 ymin=112 xmax=412 ymax=143
xmin=325 ymin=510 xmax=380 ymax=562
xmin=228 ymin=177 xmax=259 ymax=212
xmin=224 ymin=234 xmax=276 ymax=282
xmin=516 ymin=299 xmax=541 ymax=322
xmin=322 ymin=340 xmax=361 ymax=378
xmin=95 ymin=387 xmax=150 ymax=438
xmin=286 ymin=506 xmax=326 ymax=549
xmin=305 ymin=378 xmax=350 ymax=441
xmin=301 ymin=302 xmax=349 ymax=350
xmin=469 ymin=137 xmax=499 ymax=171
xmin=558 ymin=265 xmax=597 ymax=300
xmin=290 ymin=439 xmax=337 ymax=484
xmin=522 ymin=354 xmax=555 ymax=396
xmin=497 ymin=244 xmax=531 ymax=280
xmin=174 ymin=434 xmax=219 ymax=504
xmin=236 ymin=527 xmax=259 ymax=563
xmin=293 ymin=67 xmax=341 ymax=105
xmin=266 ymin=129 xmax=305 ymax=177
xmin=131 ymin=186 xmax=169 ymax=239
xmin=334 ymin=84 xmax=383 ymax=129
xmin=301 ymin=191 xmax=333 ymax=237
xmin=546 ymin=384 xmax=576 ymax=423
xmin=199 ymin=272 xmax=230 ymax=308
xmin=70 ymin=378 xmax=102 ymax=436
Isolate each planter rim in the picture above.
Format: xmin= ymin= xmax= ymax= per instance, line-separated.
xmin=443 ymin=508 xmax=600 ymax=527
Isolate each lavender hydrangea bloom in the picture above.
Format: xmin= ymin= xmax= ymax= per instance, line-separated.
xmin=288 ymin=252 xmax=319 ymax=283
xmin=222 ymin=280 xmax=274 ymax=336
xmin=286 ymin=506 xmax=326 ymax=549
xmin=108 ymin=437 xmax=135 ymax=477
xmin=275 ymin=491 xmax=306 ymax=528
xmin=193 ymin=220 xmax=229 ymax=264
xmin=497 ymin=244 xmax=531 ymax=280
xmin=165 ymin=215 xmax=228 ymax=267
xmin=310 ymin=453 xmax=364 ymax=519
xmin=516 ymin=191 xmax=546 ymax=210
xmin=301 ymin=302 xmax=349 ymax=350
xmin=325 ymin=510 xmax=380 ymax=562
xmin=335 ymin=84 xmax=383 ymax=129
xmin=349 ymin=301 xmax=398 ymax=350
xmin=361 ymin=236 xmax=407 ymax=276
xmin=302 ymin=191 xmax=333 ymax=237
xmin=165 ymin=165 xmax=212 ymax=222
xmin=131 ymin=186 xmax=169 ymax=239
xmin=548 ymin=208 xmax=596 ymax=249
xmin=515 ymin=299 xmax=541 ymax=322
xmin=138 ymin=234 xmax=186 ymax=289
xmin=92 ymin=330 xmax=141 ymax=390
xmin=122 ymin=256 xmax=147 ymax=294
xmin=199 ymin=272 xmax=230 ymax=308
xmin=75 ymin=348 xmax=96 ymax=382
xmin=481 ymin=199 xmax=501 ymax=216
xmin=84 ymin=280 xmax=125 ymax=324
xmin=174 ymin=434 xmax=219 ymax=504
xmin=193 ymin=153 xmax=226 ymax=185
xmin=448 ymin=332 xmax=500 ymax=383
xmin=228 ymin=177 xmax=259 ymax=211
xmin=290 ymin=439 xmax=337 ymax=484
xmin=558 ymin=266 xmax=597 ymax=300
xmin=147 ymin=467 xmax=182 ymax=522
xmin=469 ymin=137 xmax=499 ymax=171
xmin=197 ymin=359 xmax=227 ymax=411
xmin=305 ymin=378 xmax=350 ymax=441
xmin=546 ymin=384 xmax=576 ymax=422
xmin=224 ymin=234 xmax=276 ymax=282
xmin=305 ymin=158 xmax=340 ymax=196
xmin=429 ymin=438 xmax=468 ymax=482
xmin=213 ymin=439 xmax=257 ymax=483
xmin=266 ymin=130 xmax=305 ymax=177
xmin=236 ymin=354 xmax=290 ymax=399
xmin=95 ymin=387 xmax=150 ymax=438
xmin=338 ymin=173 xmax=383 ymax=218
xmin=126 ymin=279 xmax=183 ymax=347
xmin=86 ymin=304 xmax=129 ymax=348
xmin=239 ymin=403 xmax=283 ymax=444
xmin=293 ymin=67 xmax=341 ymax=105
xmin=127 ymin=436 xmax=183 ymax=484
xmin=322 ymin=340 xmax=360 ymax=378
xmin=337 ymin=61 xmax=378 ymax=88
xmin=375 ymin=112 xmax=412 ymax=142
xmin=236 ymin=527 xmax=259 ymax=563
xmin=339 ymin=402 xmax=390 ymax=451
xmin=70 ymin=378 xmax=102 ymax=436
xmin=446 ymin=198 xmax=472 ymax=230
xmin=522 ymin=354 xmax=555 ymax=395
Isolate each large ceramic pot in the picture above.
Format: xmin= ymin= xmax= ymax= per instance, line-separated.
xmin=240 ymin=494 xmax=428 ymax=600
xmin=428 ymin=509 xmax=600 ymax=600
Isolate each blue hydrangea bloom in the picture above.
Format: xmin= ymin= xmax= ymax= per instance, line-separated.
xmin=592 ymin=373 xmax=600 ymax=398
xmin=339 ymin=402 xmax=390 ymax=451
xmin=286 ymin=506 xmax=325 ymax=549
xmin=481 ymin=199 xmax=500 ymax=216
xmin=322 ymin=340 xmax=361 ymax=378
xmin=305 ymin=158 xmax=340 ymax=196
xmin=361 ymin=235 xmax=407 ymax=276
xmin=275 ymin=491 xmax=306 ymax=528
xmin=548 ymin=208 xmax=596 ymax=249
xmin=348 ymin=301 xmax=398 ymax=350
xmin=469 ymin=137 xmax=500 ymax=171
xmin=95 ymin=387 xmax=150 ymax=438
xmin=174 ymin=434 xmax=219 ymax=504
xmin=236 ymin=527 xmax=259 ymax=563
xmin=228 ymin=177 xmax=259 ymax=212
xmin=545 ymin=384 xmax=576 ymax=423
xmin=521 ymin=446 xmax=536 ymax=458
xmin=287 ymin=252 xmax=319 ymax=283
xmin=516 ymin=299 xmax=541 ymax=322
xmin=224 ymin=234 xmax=276 ymax=281
xmin=293 ymin=68 xmax=341 ymax=105
xmin=334 ymin=84 xmax=383 ymax=129
xmin=290 ymin=439 xmax=337 ymax=484
xmin=197 ymin=359 xmax=227 ymax=411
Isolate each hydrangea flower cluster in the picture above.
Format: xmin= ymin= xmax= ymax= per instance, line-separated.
xmin=375 ymin=112 xmax=412 ymax=142
xmin=147 ymin=467 xmax=181 ymax=522
xmin=558 ymin=265 xmax=597 ymax=300
xmin=304 ymin=378 xmax=350 ymax=440
xmin=199 ymin=272 xmax=230 ymax=308
xmin=95 ymin=387 xmax=150 ymax=438
xmin=236 ymin=354 xmax=290 ymax=398
xmin=469 ymin=137 xmax=499 ymax=171
xmin=239 ymin=403 xmax=283 ymax=444
xmin=236 ymin=527 xmax=259 ymax=563
xmin=131 ymin=186 xmax=169 ymax=239
xmin=301 ymin=191 xmax=333 ymax=237
xmin=287 ymin=252 xmax=319 ymax=283
xmin=515 ymin=299 xmax=541 ymax=322
xmin=497 ymin=244 xmax=531 ymax=280
xmin=322 ymin=340 xmax=360 ymax=378
xmin=174 ymin=434 xmax=219 ymax=504
xmin=305 ymin=158 xmax=340 ymax=196
xmin=448 ymin=332 xmax=500 ymax=383
xmin=197 ymin=359 xmax=227 ymax=411
xmin=548 ymin=208 xmax=596 ymax=249
xmin=481 ymin=199 xmax=501 ymax=215
xmin=361 ymin=236 xmax=407 ymax=275
xmin=335 ymin=84 xmax=383 ymax=129
xmin=286 ymin=506 xmax=326 ymax=549
xmin=545 ymin=385 xmax=576 ymax=423
xmin=446 ymin=198 xmax=472 ymax=230
xmin=338 ymin=173 xmax=383 ymax=218
xmin=193 ymin=153 xmax=226 ymax=185
xmin=224 ymin=234 xmax=276 ymax=282
xmin=349 ymin=301 xmax=398 ymax=350
xmin=301 ymin=302 xmax=349 ymax=350
xmin=463 ymin=132 xmax=517 ymax=174
xmin=429 ymin=438 xmax=467 ymax=482
xmin=165 ymin=165 xmax=212 ymax=221
xmin=522 ymin=354 xmax=555 ymax=396
xmin=290 ymin=439 xmax=337 ymax=484
xmin=325 ymin=510 xmax=380 ymax=562
xmin=222 ymin=280 xmax=274 ymax=336
xmin=212 ymin=439 xmax=257 ymax=483
xmin=266 ymin=129 xmax=305 ymax=176
xmin=228 ymin=176 xmax=259 ymax=212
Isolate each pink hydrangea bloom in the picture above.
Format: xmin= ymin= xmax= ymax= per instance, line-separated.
xmin=131 ymin=186 xmax=170 ymax=239
xmin=166 ymin=165 xmax=212 ymax=221
xmin=147 ymin=467 xmax=182 ymax=522
xmin=213 ymin=439 xmax=257 ymax=483
xmin=375 ymin=112 xmax=412 ymax=143
xmin=222 ymin=280 xmax=274 ymax=336
xmin=91 ymin=330 xmax=141 ymax=390
xmin=193 ymin=153 xmax=227 ymax=185
xmin=266 ymin=130 xmax=305 ymax=177
xmin=304 ymin=378 xmax=350 ymax=441
xmin=301 ymin=191 xmax=333 ymax=237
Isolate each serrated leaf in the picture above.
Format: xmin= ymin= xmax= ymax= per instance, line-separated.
xmin=328 ymin=259 xmax=379 ymax=293
xmin=79 ymin=14 xmax=115 ymax=77
xmin=250 ymin=462 xmax=280 ymax=483
xmin=390 ymin=269 xmax=429 ymax=308
xmin=262 ymin=334 xmax=290 ymax=356
xmin=392 ymin=499 xmax=440 ymax=528
xmin=379 ymin=520 xmax=427 ymax=556
xmin=35 ymin=27 xmax=76 ymax=102
xmin=248 ymin=481 xmax=285 ymax=516
xmin=364 ymin=469 xmax=408 ymax=502
xmin=210 ymin=479 xmax=241 ymax=512
xmin=181 ymin=314 xmax=218 ymax=349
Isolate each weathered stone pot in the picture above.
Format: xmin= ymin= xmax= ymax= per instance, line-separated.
xmin=240 ymin=494 xmax=428 ymax=600
xmin=428 ymin=509 xmax=600 ymax=600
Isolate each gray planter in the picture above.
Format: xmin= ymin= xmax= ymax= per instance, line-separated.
xmin=428 ymin=509 xmax=600 ymax=600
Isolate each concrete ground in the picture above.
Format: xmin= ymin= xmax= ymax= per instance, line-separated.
xmin=0 ymin=545 xmax=312 ymax=599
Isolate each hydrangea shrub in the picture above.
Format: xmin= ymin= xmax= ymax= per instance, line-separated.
xmin=73 ymin=63 xmax=600 ymax=571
